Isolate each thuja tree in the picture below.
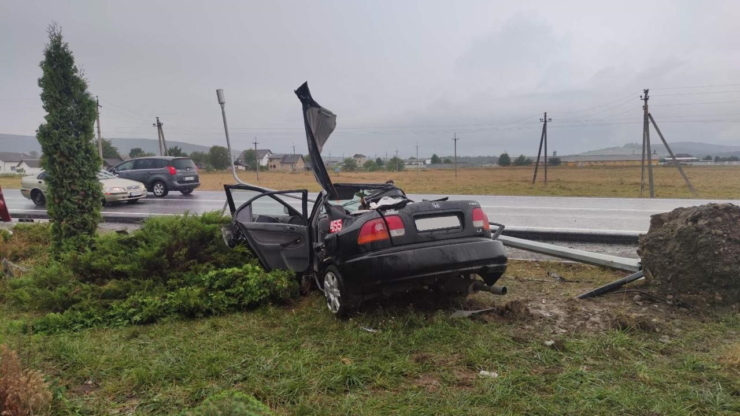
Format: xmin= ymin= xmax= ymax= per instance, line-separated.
xmin=37 ymin=24 xmax=102 ymax=251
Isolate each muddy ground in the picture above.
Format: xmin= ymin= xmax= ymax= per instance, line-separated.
xmin=356 ymin=259 xmax=737 ymax=341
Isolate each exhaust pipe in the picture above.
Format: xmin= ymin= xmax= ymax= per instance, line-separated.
xmin=471 ymin=281 xmax=507 ymax=295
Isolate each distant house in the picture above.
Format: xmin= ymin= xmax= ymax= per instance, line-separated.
xmin=103 ymin=158 xmax=123 ymax=169
xmin=0 ymin=152 xmax=31 ymax=174
xmin=559 ymin=154 xmax=659 ymax=167
xmin=16 ymin=159 xmax=42 ymax=175
xmin=238 ymin=149 xmax=272 ymax=168
xmin=666 ymin=153 xmax=698 ymax=163
xmin=267 ymin=154 xmax=284 ymax=170
xmin=353 ymin=154 xmax=367 ymax=165
xmin=281 ymin=154 xmax=305 ymax=171
xmin=267 ymin=154 xmax=306 ymax=171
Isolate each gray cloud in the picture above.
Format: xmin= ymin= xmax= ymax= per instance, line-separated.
xmin=1 ymin=0 xmax=738 ymax=159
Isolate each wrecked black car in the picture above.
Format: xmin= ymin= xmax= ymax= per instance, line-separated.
xmin=222 ymin=82 xmax=508 ymax=316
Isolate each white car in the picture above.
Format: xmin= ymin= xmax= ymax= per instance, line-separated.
xmin=20 ymin=170 xmax=147 ymax=206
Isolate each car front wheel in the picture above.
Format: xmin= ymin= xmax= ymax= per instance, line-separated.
xmin=31 ymin=190 xmax=46 ymax=206
xmin=322 ymin=265 xmax=353 ymax=317
xmin=152 ymin=181 xmax=169 ymax=197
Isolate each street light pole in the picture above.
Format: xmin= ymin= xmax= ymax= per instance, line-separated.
xmin=216 ymin=89 xmax=243 ymax=185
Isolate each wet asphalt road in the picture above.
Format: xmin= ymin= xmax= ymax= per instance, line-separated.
xmin=5 ymin=189 xmax=738 ymax=234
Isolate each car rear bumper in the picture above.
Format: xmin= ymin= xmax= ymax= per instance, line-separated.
xmin=337 ymin=237 xmax=507 ymax=295
xmin=20 ymin=189 xmax=31 ymax=199
xmin=171 ymin=181 xmax=200 ymax=191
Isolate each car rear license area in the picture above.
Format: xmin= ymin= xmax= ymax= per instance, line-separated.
xmin=414 ymin=213 xmax=462 ymax=232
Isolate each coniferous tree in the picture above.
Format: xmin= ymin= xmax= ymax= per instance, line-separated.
xmin=36 ymin=23 xmax=102 ymax=251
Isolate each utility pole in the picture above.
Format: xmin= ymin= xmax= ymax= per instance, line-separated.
xmin=532 ymin=112 xmax=551 ymax=184
xmin=395 ymin=148 xmax=399 ymax=172
xmin=253 ymin=138 xmax=260 ymax=182
xmin=154 ymin=118 xmax=163 ymax=156
xmin=453 ymin=132 xmax=459 ymax=179
xmin=292 ymin=142 xmax=296 ymax=155
xmin=641 ymin=89 xmax=655 ymax=198
xmin=95 ymin=96 xmax=103 ymax=164
xmin=415 ymin=142 xmax=420 ymax=172
xmin=153 ymin=117 xmax=168 ymax=156
xmin=159 ymin=119 xmax=168 ymax=156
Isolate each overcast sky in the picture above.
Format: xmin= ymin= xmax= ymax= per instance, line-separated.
xmin=1 ymin=0 xmax=739 ymax=158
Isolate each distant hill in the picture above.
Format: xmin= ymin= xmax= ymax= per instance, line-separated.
xmin=0 ymin=134 xmax=241 ymax=158
xmin=575 ymin=142 xmax=740 ymax=158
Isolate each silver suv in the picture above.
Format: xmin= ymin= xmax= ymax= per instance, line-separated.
xmin=111 ymin=157 xmax=200 ymax=197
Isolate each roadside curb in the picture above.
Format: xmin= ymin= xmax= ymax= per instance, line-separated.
xmin=9 ymin=210 xmax=642 ymax=244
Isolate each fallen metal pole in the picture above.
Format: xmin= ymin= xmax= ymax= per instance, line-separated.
xmin=498 ymin=235 xmax=641 ymax=272
xmin=215 ymin=89 xmax=314 ymax=204
xmin=577 ymin=271 xmax=645 ymax=299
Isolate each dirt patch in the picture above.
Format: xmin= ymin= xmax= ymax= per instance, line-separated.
xmin=412 ymin=374 xmax=441 ymax=392
xmin=69 ymin=379 xmax=99 ymax=396
xmin=452 ymin=369 xmax=477 ymax=388
xmin=638 ymin=203 xmax=740 ymax=304
xmin=610 ymin=311 xmax=659 ymax=332
xmin=498 ymin=300 xmax=531 ymax=319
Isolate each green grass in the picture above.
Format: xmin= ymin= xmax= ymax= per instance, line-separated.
xmin=1 ymin=278 xmax=739 ymax=415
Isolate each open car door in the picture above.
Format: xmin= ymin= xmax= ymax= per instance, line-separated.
xmin=225 ymin=185 xmax=310 ymax=273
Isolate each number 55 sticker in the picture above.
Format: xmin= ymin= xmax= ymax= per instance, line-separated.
xmin=330 ymin=219 xmax=343 ymax=233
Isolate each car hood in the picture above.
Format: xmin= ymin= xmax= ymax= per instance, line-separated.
xmin=100 ymin=178 xmax=144 ymax=188
xmin=295 ymin=82 xmax=338 ymax=199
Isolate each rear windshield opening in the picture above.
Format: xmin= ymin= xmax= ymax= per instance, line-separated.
xmin=172 ymin=158 xmax=196 ymax=169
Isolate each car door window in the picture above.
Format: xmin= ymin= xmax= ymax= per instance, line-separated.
xmin=37 ymin=172 xmax=47 ymax=180
xmin=236 ymin=192 xmax=305 ymax=224
xmin=228 ymin=189 xmax=310 ymax=273
xmin=133 ymin=159 xmax=156 ymax=170
xmin=115 ymin=161 xmax=134 ymax=171
xmin=152 ymin=159 xmax=169 ymax=169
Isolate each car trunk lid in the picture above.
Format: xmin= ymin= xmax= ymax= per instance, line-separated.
xmin=171 ymin=158 xmax=199 ymax=184
xmin=379 ymin=200 xmax=490 ymax=246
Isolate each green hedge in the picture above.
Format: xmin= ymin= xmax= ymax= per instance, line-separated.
xmin=6 ymin=213 xmax=298 ymax=332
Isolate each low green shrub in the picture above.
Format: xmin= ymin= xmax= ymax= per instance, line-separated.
xmin=184 ymin=391 xmax=272 ymax=416
xmin=8 ymin=213 xmax=298 ymax=332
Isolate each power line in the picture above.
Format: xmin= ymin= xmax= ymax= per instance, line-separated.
xmin=651 ymin=90 xmax=740 ymax=97
xmin=650 ymin=100 xmax=740 ymax=106
xmin=651 ymin=83 xmax=740 ymax=90
xmin=557 ymin=98 xmax=639 ymax=121
xmin=552 ymin=90 xmax=639 ymax=115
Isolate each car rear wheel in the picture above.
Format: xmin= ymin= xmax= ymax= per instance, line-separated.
xmin=322 ymin=265 xmax=352 ymax=317
xmin=31 ymin=190 xmax=46 ymax=206
xmin=180 ymin=189 xmax=194 ymax=195
xmin=152 ymin=181 xmax=169 ymax=197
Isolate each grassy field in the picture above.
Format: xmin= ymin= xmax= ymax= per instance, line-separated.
xmin=1 ymin=260 xmax=739 ymax=415
xmin=3 ymin=166 xmax=739 ymax=199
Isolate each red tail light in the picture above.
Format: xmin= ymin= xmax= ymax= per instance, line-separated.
xmin=167 ymin=166 xmax=177 ymax=175
xmin=358 ymin=218 xmax=390 ymax=244
xmin=384 ymin=215 xmax=406 ymax=237
xmin=472 ymin=208 xmax=490 ymax=230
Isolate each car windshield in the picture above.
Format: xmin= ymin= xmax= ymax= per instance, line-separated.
xmin=97 ymin=170 xmax=117 ymax=180
xmin=333 ymin=190 xmax=374 ymax=213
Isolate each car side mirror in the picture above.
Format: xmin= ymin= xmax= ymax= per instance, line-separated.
xmin=283 ymin=205 xmax=290 ymax=215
